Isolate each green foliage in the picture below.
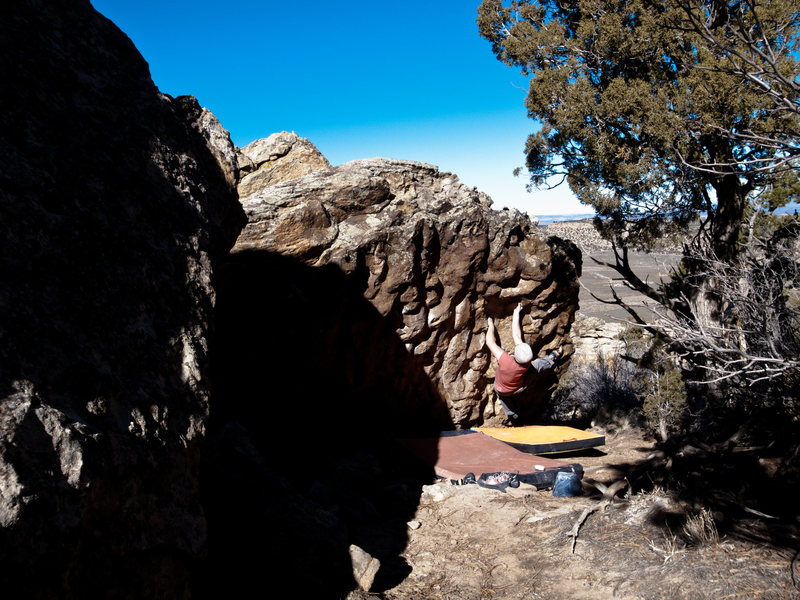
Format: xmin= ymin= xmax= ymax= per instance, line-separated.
xmin=640 ymin=360 xmax=689 ymax=441
xmin=478 ymin=0 xmax=800 ymax=255
xmin=758 ymin=170 xmax=800 ymax=213
xmin=621 ymin=326 xmax=689 ymax=439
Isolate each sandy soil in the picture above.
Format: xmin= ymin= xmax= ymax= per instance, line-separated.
xmin=348 ymin=428 xmax=799 ymax=600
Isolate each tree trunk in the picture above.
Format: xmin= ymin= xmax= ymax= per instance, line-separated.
xmin=710 ymin=174 xmax=747 ymax=262
xmin=687 ymin=175 xmax=747 ymax=327
xmin=675 ymin=176 xmax=748 ymax=399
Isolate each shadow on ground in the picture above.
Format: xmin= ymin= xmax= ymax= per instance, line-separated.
xmin=595 ymin=427 xmax=800 ymax=555
xmin=195 ymin=250 xmax=453 ymax=598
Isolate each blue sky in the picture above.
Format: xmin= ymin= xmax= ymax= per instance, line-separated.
xmin=90 ymin=0 xmax=589 ymax=217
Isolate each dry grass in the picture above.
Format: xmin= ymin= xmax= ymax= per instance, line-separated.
xmin=648 ymin=530 xmax=685 ymax=564
xmin=682 ymin=508 xmax=720 ymax=547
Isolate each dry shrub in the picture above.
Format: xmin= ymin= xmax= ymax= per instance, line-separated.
xmin=681 ymin=508 xmax=719 ymax=547
xmin=640 ymin=360 xmax=688 ymax=442
xmin=549 ymin=354 xmax=643 ymax=429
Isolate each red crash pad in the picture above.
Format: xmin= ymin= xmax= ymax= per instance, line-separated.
xmin=398 ymin=431 xmax=582 ymax=489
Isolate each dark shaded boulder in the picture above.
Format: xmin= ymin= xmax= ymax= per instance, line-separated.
xmin=202 ymin=250 xmax=446 ymax=597
xmin=0 ymin=1 xmax=244 ymax=596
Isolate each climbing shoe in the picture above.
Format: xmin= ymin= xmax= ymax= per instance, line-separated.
xmin=477 ymin=472 xmax=519 ymax=492
xmin=452 ymin=472 xmax=477 ymax=486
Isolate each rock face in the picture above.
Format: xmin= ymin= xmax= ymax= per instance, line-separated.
xmin=201 ymin=135 xmax=581 ymax=597
xmin=569 ymin=314 xmax=629 ymax=365
xmin=229 ymin=134 xmax=582 ymax=426
xmin=0 ymin=1 xmax=243 ymax=597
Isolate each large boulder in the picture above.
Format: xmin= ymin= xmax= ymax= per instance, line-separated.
xmin=230 ymin=138 xmax=581 ymax=427
xmin=202 ymin=140 xmax=580 ymax=597
xmin=0 ymin=1 xmax=244 ymax=596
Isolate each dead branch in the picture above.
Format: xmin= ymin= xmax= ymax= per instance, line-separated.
xmin=568 ymin=505 xmax=601 ymax=554
xmin=567 ymin=479 xmax=630 ymax=553
xmin=585 ymin=478 xmax=630 ymax=501
xmin=646 ymin=221 xmax=800 ymax=389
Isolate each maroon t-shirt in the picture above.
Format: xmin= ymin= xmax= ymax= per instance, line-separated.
xmin=494 ymin=352 xmax=529 ymax=394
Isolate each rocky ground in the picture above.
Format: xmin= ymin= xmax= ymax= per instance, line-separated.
xmin=346 ymin=427 xmax=799 ymax=600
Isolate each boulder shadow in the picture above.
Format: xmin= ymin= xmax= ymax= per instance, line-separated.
xmin=621 ymin=432 xmax=800 ymax=555
xmin=196 ymin=249 xmax=453 ymax=598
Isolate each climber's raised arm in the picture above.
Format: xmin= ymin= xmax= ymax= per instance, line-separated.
xmin=511 ymin=302 xmax=524 ymax=346
xmin=485 ymin=317 xmax=504 ymax=361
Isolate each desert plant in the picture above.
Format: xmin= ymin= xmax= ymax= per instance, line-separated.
xmin=682 ymin=508 xmax=720 ymax=547
xmin=550 ymin=353 xmax=644 ymax=428
xmin=640 ymin=362 xmax=689 ymax=442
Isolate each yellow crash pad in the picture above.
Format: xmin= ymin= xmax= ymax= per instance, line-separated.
xmin=474 ymin=425 xmax=605 ymax=455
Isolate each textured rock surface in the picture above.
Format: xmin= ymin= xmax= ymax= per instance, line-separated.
xmin=569 ymin=314 xmax=628 ymax=365
xmin=0 ymin=1 xmax=243 ymax=596
xmin=237 ymin=131 xmax=332 ymax=197
xmin=231 ymin=142 xmax=582 ymax=426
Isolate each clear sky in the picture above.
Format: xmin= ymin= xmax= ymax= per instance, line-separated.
xmin=90 ymin=0 xmax=590 ymax=217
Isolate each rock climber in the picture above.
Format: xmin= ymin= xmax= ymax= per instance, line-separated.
xmin=485 ymin=302 xmax=563 ymax=422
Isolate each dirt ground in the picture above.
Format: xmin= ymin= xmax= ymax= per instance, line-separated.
xmin=347 ymin=427 xmax=800 ymax=600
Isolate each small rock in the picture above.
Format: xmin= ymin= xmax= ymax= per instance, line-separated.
xmin=349 ymin=544 xmax=380 ymax=592
xmin=407 ymin=520 xmax=421 ymax=530
xmin=422 ymin=482 xmax=453 ymax=502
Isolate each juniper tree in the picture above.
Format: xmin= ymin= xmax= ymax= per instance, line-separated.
xmin=478 ymin=0 xmax=800 ymax=400
xmin=477 ymin=0 xmax=799 ymax=272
